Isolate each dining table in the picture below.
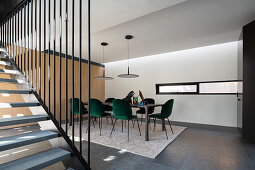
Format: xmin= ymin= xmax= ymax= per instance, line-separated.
xmin=84 ymin=102 xmax=164 ymax=141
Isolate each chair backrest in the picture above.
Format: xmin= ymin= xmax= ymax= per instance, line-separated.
xmin=70 ymin=98 xmax=87 ymax=115
xmin=161 ymin=99 xmax=174 ymax=118
xmin=138 ymin=98 xmax=155 ymax=114
xmin=112 ymin=99 xmax=132 ymax=120
xmin=90 ymin=99 xmax=105 ymax=117
xmin=105 ymin=98 xmax=115 ymax=103
xmin=104 ymin=98 xmax=115 ymax=111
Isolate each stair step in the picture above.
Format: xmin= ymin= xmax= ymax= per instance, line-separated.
xmin=0 ymin=148 xmax=71 ymax=170
xmin=0 ymin=61 xmax=11 ymax=66
xmin=0 ymin=115 xmax=48 ymax=127
xmin=0 ymin=69 xmax=19 ymax=74
xmin=0 ymin=131 xmax=59 ymax=152
xmin=0 ymin=102 xmax=40 ymax=108
xmin=0 ymin=78 xmax=26 ymax=84
xmin=0 ymin=89 xmax=32 ymax=94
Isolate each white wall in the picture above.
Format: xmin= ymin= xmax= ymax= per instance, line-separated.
xmin=105 ymin=41 xmax=238 ymax=127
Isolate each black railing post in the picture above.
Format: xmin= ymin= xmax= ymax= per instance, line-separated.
xmin=39 ymin=0 xmax=42 ymax=96
xmin=21 ymin=8 xmax=23 ymax=73
xmin=59 ymin=0 xmax=62 ymax=127
xmin=79 ymin=0 xmax=82 ymax=153
xmin=35 ymin=0 xmax=37 ymax=91
xmin=48 ymin=0 xmax=51 ymax=113
xmin=72 ymin=0 xmax=75 ymax=145
xmin=27 ymin=0 xmax=29 ymax=81
xmin=65 ymin=0 xmax=68 ymax=133
xmin=88 ymin=0 xmax=91 ymax=167
xmin=43 ymin=0 xmax=46 ymax=103
xmin=24 ymin=3 xmax=26 ymax=77
xmin=53 ymin=0 xmax=56 ymax=119
xmin=18 ymin=9 xmax=20 ymax=67
xmin=31 ymin=0 xmax=33 ymax=87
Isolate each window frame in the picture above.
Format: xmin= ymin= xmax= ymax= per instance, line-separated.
xmin=156 ymin=80 xmax=242 ymax=95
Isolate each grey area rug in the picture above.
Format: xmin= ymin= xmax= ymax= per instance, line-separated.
xmin=69 ymin=119 xmax=186 ymax=159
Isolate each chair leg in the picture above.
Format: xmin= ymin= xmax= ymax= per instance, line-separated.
xmin=128 ymin=120 xmax=129 ymax=142
xmin=164 ymin=123 xmax=168 ymax=140
xmin=167 ymin=118 xmax=174 ymax=134
xmin=136 ymin=118 xmax=141 ymax=136
xmin=148 ymin=118 xmax=150 ymax=129
xmin=92 ymin=117 xmax=95 ymax=128
xmin=109 ymin=115 xmax=115 ymax=131
xmin=99 ymin=117 xmax=101 ymax=136
xmin=110 ymin=119 xmax=117 ymax=138
xmin=132 ymin=119 xmax=135 ymax=128
xmin=141 ymin=114 xmax=143 ymax=125
xmin=77 ymin=115 xmax=78 ymax=125
xmin=154 ymin=118 xmax=156 ymax=131
xmin=121 ymin=120 xmax=123 ymax=133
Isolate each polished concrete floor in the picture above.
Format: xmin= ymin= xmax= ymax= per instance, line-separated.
xmin=1 ymin=123 xmax=255 ymax=170
xmin=81 ymin=124 xmax=255 ymax=170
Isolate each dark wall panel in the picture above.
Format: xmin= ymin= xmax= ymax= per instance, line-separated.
xmin=243 ymin=20 xmax=255 ymax=141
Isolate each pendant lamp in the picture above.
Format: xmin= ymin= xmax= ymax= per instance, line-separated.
xmin=118 ymin=35 xmax=139 ymax=78
xmin=94 ymin=42 xmax=113 ymax=80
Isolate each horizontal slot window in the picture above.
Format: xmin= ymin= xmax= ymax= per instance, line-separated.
xmin=156 ymin=80 xmax=242 ymax=95
xmin=159 ymin=85 xmax=197 ymax=93
xmin=200 ymin=82 xmax=241 ymax=94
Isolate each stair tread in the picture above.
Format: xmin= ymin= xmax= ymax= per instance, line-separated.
xmin=0 ymin=61 xmax=11 ymax=66
xmin=0 ymin=102 xmax=40 ymax=108
xmin=0 ymin=147 xmax=71 ymax=170
xmin=0 ymin=89 xmax=32 ymax=94
xmin=0 ymin=115 xmax=48 ymax=126
xmin=0 ymin=130 xmax=58 ymax=152
xmin=0 ymin=69 xmax=19 ymax=74
xmin=0 ymin=78 xmax=26 ymax=84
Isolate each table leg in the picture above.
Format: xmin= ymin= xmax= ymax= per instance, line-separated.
xmin=162 ymin=119 xmax=165 ymax=131
xmin=145 ymin=106 xmax=149 ymax=141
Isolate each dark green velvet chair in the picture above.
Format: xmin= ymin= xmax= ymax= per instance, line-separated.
xmin=90 ymin=98 xmax=113 ymax=136
xmin=110 ymin=99 xmax=141 ymax=141
xmin=70 ymin=98 xmax=88 ymax=126
xmin=149 ymin=99 xmax=174 ymax=140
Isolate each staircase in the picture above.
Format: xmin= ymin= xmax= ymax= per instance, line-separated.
xmin=0 ymin=48 xmax=73 ymax=169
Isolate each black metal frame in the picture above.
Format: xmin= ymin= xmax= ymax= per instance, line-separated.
xmin=156 ymin=80 xmax=243 ymax=95
xmin=0 ymin=0 xmax=92 ymax=169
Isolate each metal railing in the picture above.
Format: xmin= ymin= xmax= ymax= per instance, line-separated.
xmin=0 ymin=0 xmax=91 ymax=169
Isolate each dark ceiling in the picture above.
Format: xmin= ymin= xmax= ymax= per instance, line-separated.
xmin=0 ymin=0 xmax=23 ymax=22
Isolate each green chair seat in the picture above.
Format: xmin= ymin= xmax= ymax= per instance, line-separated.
xmin=92 ymin=112 xmax=111 ymax=118
xmin=70 ymin=98 xmax=88 ymax=115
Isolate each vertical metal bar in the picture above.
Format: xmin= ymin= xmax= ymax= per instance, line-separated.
xmin=24 ymin=4 xmax=26 ymax=77
xmin=65 ymin=0 xmax=68 ymax=133
xmin=43 ymin=0 xmax=46 ymax=103
xmin=72 ymin=0 xmax=75 ymax=145
xmin=88 ymin=0 xmax=91 ymax=167
xmin=48 ymin=0 xmax=51 ymax=112
xmin=5 ymin=19 xmax=6 ymax=48
xmin=79 ymin=0 xmax=82 ymax=153
xmin=18 ymin=9 xmax=20 ymax=67
xmin=35 ymin=0 xmax=37 ymax=91
xmin=21 ymin=8 xmax=23 ymax=73
xmin=12 ymin=15 xmax=14 ymax=59
xmin=31 ymin=0 xmax=33 ymax=87
xmin=39 ymin=0 xmax=42 ymax=96
xmin=53 ymin=0 xmax=56 ymax=119
xmin=59 ymin=0 xmax=62 ymax=126
xmin=27 ymin=1 xmax=29 ymax=81
xmin=15 ymin=14 xmax=16 ymax=61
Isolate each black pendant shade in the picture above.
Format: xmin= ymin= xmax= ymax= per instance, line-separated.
xmin=94 ymin=42 xmax=114 ymax=80
xmin=118 ymin=35 xmax=140 ymax=78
